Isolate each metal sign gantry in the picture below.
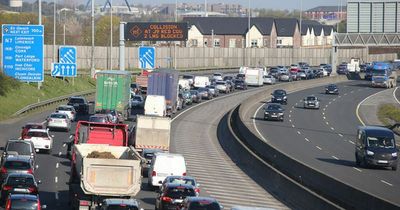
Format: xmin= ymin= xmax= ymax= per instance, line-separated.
xmin=333 ymin=33 xmax=400 ymax=47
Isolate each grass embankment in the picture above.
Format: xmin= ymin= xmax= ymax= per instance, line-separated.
xmin=0 ymin=73 xmax=95 ymax=121
xmin=377 ymin=104 xmax=400 ymax=125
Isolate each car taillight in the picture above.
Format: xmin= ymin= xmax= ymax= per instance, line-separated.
xmin=195 ymin=188 xmax=200 ymax=193
xmin=1 ymin=167 xmax=7 ymax=174
xmin=27 ymin=168 xmax=33 ymax=174
xmin=28 ymin=187 xmax=38 ymax=193
xmin=161 ymin=196 xmax=172 ymax=202
xmin=80 ymin=200 xmax=90 ymax=206
xmin=44 ymin=138 xmax=50 ymax=140
xmin=182 ymin=172 xmax=186 ymax=176
xmin=5 ymin=199 xmax=11 ymax=210
xmin=3 ymin=185 xmax=12 ymax=191
xmin=151 ymin=171 xmax=156 ymax=177
xmin=71 ymin=112 xmax=75 ymax=114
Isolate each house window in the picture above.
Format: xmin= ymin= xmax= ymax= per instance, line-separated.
xmin=251 ymin=39 xmax=258 ymax=48
xmin=204 ymin=40 xmax=208 ymax=47
xmin=277 ymin=39 xmax=283 ymax=45
xmin=191 ymin=39 xmax=198 ymax=47
xmin=229 ymin=39 xmax=236 ymax=48
xmin=214 ymin=39 xmax=220 ymax=47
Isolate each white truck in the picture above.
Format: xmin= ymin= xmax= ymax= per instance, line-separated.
xmin=194 ymin=76 xmax=210 ymax=88
xmin=134 ymin=115 xmax=171 ymax=152
xmin=245 ymin=68 xmax=264 ymax=86
xmin=69 ymin=144 xmax=143 ymax=210
xmin=347 ymin=58 xmax=361 ymax=73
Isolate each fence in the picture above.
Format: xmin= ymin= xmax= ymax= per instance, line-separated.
xmin=0 ymin=43 xmax=397 ymax=70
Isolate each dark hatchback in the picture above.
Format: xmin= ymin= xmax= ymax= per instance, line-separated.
xmin=155 ymin=183 xmax=196 ymax=210
xmin=67 ymin=96 xmax=88 ymax=114
xmin=181 ymin=197 xmax=222 ymax=210
xmin=234 ymin=80 xmax=248 ymax=90
xmin=355 ymin=126 xmax=398 ymax=170
xmin=263 ymin=103 xmax=284 ymax=121
xmin=325 ymin=84 xmax=339 ymax=94
xmin=271 ymin=89 xmax=287 ymax=104
xmin=5 ymin=194 xmax=45 ymax=210
xmin=1 ymin=173 xmax=40 ymax=202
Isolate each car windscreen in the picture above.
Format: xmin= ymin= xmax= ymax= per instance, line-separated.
xmin=132 ymin=96 xmax=142 ymax=101
xmin=267 ymin=105 xmax=282 ymax=111
xmin=6 ymin=142 xmax=31 ymax=155
xmin=216 ymin=82 xmax=225 ymax=85
xmin=26 ymin=131 xmax=48 ymax=138
xmin=130 ymin=84 xmax=137 ymax=89
xmin=4 ymin=161 xmax=30 ymax=170
xmin=10 ymin=199 xmax=38 ymax=209
xmin=306 ymin=97 xmax=316 ymax=101
xmin=367 ymin=136 xmax=395 ymax=148
xmin=106 ymin=205 xmax=139 ymax=210
xmin=234 ymin=80 xmax=243 ymax=84
xmin=50 ymin=114 xmax=67 ymax=119
xmin=183 ymin=75 xmax=193 ymax=79
xmin=166 ymin=187 xmax=196 ymax=199
xmin=328 ymin=85 xmax=337 ymax=89
xmin=7 ymin=176 xmax=35 ymax=186
xmin=25 ymin=124 xmax=44 ymax=130
xmin=68 ymin=98 xmax=84 ymax=104
xmin=167 ymin=178 xmax=195 ymax=186
xmin=188 ymin=201 xmax=221 ymax=210
xmin=197 ymin=88 xmax=207 ymax=92
xmin=274 ymin=90 xmax=286 ymax=95
xmin=189 ymin=91 xmax=198 ymax=95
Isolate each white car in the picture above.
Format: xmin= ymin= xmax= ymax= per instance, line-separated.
xmin=56 ymin=105 xmax=76 ymax=121
xmin=47 ymin=112 xmax=71 ymax=131
xmin=215 ymin=81 xmax=229 ymax=93
xmin=24 ymin=129 xmax=53 ymax=153
xmin=263 ymin=75 xmax=276 ymax=85
xmin=212 ymin=73 xmax=223 ymax=81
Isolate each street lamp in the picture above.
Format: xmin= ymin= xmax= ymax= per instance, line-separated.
xmin=110 ymin=0 xmax=113 ymax=69
xmin=53 ymin=0 xmax=57 ymax=63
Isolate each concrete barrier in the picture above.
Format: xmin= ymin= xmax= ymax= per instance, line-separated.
xmin=228 ymin=76 xmax=400 ymax=210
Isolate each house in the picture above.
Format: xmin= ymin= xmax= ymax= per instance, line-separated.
xmin=323 ymin=25 xmax=334 ymax=45
xmin=246 ymin=18 xmax=276 ymax=48
xmin=275 ymin=18 xmax=301 ymax=48
xmin=301 ymin=20 xmax=320 ymax=46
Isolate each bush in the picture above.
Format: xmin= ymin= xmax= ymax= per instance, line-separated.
xmin=377 ymin=104 xmax=400 ymax=125
xmin=0 ymin=72 xmax=20 ymax=96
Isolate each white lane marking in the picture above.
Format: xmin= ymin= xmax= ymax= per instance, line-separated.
xmin=253 ymin=105 xmax=268 ymax=142
xmin=393 ymin=87 xmax=400 ymax=105
xmin=55 ymin=177 xmax=58 ymax=183
xmin=62 ymin=143 xmax=66 ymax=147
xmin=297 ymin=131 xmax=301 ymax=135
xmin=292 ymin=106 xmax=295 ymax=109
xmin=323 ymin=116 xmax=326 ymax=120
xmin=289 ymin=115 xmax=291 ymax=118
xmin=322 ymin=112 xmax=325 ymax=115
xmin=328 ymin=101 xmax=332 ymax=104
xmin=326 ymin=122 xmax=329 ymax=125
xmin=289 ymin=119 xmax=292 ymax=122
xmin=295 ymin=103 xmax=298 ymax=106
xmin=316 ymin=146 xmax=322 ymax=150
xmin=381 ymin=180 xmax=394 ymax=187
xmin=356 ymin=90 xmax=385 ymax=126
xmin=333 ymin=98 xmax=336 ymax=101
xmin=58 ymin=152 xmax=62 ymax=156
xmin=304 ymin=137 xmax=310 ymax=142
xmin=349 ymin=140 xmax=355 ymax=145
xmin=330 ymin=127 xmax=335 ymax=130
xmin=56 ymin=163 xmax=59 ymax=169
xmin=292 ymin=124 xmax=295 ymax=128
xmin=290 ymin=110 xmax=293 ymax=113
xmin=55 ymin=192 xmax=59 ymax=200
xmin=344 ymin=93 xmax=348 ymax=96
xmin=353 ymin=167 xmax=362 ymax=172
xmin=332 ymin=156 xmax=339 ymax=160
xmin=338 ymin=95 xmax=342 ymax=98
xmin=350 ymin=90 xmax=354 ymax=93
xmin=338 ymin=134 xmax=343 ymax=137
xmin=325 ymin=105 xmax=328 ymax=108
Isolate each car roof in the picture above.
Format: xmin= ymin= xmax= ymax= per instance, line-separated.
xmin=70 ymin=96 xmax=85 ymax=99
xmin=5 ymin=155 xmax=32 ymax=162
xmin=9 ymin=194 xmax=38 ymax=200
xmin=186 ymin=197 xmax=218 ymax=202
xmin=103 ymin=198 xmax=139 ymax=206
xmin=273 ymin=89 xmax=286 ymax=93
xmin=7 ymin=139 xmax=32 ymax=143
xmin=27 ymin=129 xmax=47 ymax=133
xmin=359 ymin=126 xmax=394 ymax=136
xmin=155 ymin=152 xmax=183 ymax=158
xmin=91 ymin=114 xmax=108 ymax=117
xmin=267 ymin=103 xmax=282 ymax=107
xmin=50 ymin=112 xmax=68 ymax=116
xmin=166 ymin=175 xmax=195 ymax=180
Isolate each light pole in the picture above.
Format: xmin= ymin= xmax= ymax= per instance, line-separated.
xmin=110 ymin=0 xmax=113 ymax=69
xmin=53 ymin=0 xmax=57 ymax=63
xmin=38 ymin=0 xmax=42 ymax=25
xmin=299 ymin=0 xmax=303 ymax=62
xmin=174 ymin=0 xmax=177 ymax=69
xmin=90 ymin=0 xmax=95 ymax=78
xmin=247 ymin=0 xmax=251 ymax=66
xmin=204 ymin=0 xmax=207 ymax=17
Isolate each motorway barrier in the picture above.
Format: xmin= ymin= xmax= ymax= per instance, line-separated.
xmin=227 ymin=76 xmax=400 ymax=210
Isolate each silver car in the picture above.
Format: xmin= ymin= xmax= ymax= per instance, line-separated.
xmin=215 ymin=81 xmax=230 ymax=93
xmin=55 ymin=105 xmax=76 ymax=121
xmin=303 ymin=95 xmax=320 ymax=109
xmin=263 ymin=75 xmax=276 ymax=85
xmin=47 ymin=112 xmax=71 ymax=131
xmin=279 ymin=73 xmax=292 ymax=82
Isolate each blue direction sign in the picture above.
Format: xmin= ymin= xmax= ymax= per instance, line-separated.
xmin=51 ymin=63 xmax=77 ymax=77
xmin=59 ymin=46 xmax=76 ymax=64
xmin=139 ymin=46 xmax=155 ymax=69
xmin=2 ymin=24 xmax=44 ymax=82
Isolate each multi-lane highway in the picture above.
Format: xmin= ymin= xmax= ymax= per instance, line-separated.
xmin=253 ymin=80 xmax=400 ymax=206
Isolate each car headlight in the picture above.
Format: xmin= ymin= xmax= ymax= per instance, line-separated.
xmin=366 ymin=150 xmax=374 ymax=156
xmin=279 ymin=113 xmax=284 ymax=115
xmin=392 ymin=152 xmax=398 ymax=157
xmin=283 ymin=96 xmax=287 ymax=99
xmin=264 ymin=112 xmax=269 ymax=115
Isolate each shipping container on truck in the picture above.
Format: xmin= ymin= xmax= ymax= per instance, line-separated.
xmin=95 ymin=70 xmax=132 ymax=120
xmin=147 ymin=69 xmax=179 ymax=115
xmin=69 ymin=144 xmax=143 ymax=210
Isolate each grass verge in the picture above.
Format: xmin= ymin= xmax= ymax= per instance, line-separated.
xmin=377 ymin=104 xmax=400 ymax=125
xmin=0 ymin=75 xmax=95 ymax=121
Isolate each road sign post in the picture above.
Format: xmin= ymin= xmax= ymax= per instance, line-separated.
xmin=2 ymin=24 xmax=44 ymax=83
xmin=138 ymin=46 xmax=155 ymax=69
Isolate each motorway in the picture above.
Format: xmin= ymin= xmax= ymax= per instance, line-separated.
xmin=253 ymin=80 xmax=400 ymax=206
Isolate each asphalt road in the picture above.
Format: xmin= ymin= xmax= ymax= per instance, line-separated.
xmin=253 ymin=80 xmax=400 ymax=206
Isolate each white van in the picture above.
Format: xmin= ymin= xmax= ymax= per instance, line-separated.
xmin=194 ymin=76 xmax=210 ymax=88
xmin=148 ymin=153 xmax=186 ymax=187
xmin=144 ymin=95 xmax=166 ymax=117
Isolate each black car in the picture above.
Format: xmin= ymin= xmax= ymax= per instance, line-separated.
xmin=236 ymin=74 xmax=245 ymax=80
xmin=263 ymin=103 xmax=284 ymax=121
xmin=0 ymin=140 xmax=36 ymax=166
xmin=5 ymin=194 xmax=46 ymax=209
xmin=223 ymin=76 xmax=234 ymax=81
xmin=325 ymin=84 xmax=339 ymax=95
xmin=355 ymin=126 xmax=398 ymax=171
xmin=197 ymin=87 xmax=213 ymax=100
xmin=1 ymin=173 xmax=40 ymax=202
xmin=271 ymin=89 xmax=287 ymax=104
xmin=141 ymin=149 xmax=163 ymax=177
xmin=234 ymin=80 xmax=247 ymax=90
xmin=155 ymin=183 xmax=196 ymax=210
xmin=364 ymin=66 xmax=373 ymax=80
xmin=67 ymin=96 xmax=89 ymax=114
xmin=337 ymin=64 xmax=348 ymax=75
xmin=269 ymin=68 xmax=279 ymax=79
xmin=181 ymin=197 xmax=222 ymax=210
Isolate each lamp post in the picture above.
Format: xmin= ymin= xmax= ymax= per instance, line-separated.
xmin=90 ymin=0 xmax=95 ymax=78
xmin=53 ymin=0 xmax=57 ymax=63
xmin=247 ymin=0 xmax=251 ymax=66
xmin=299 ymin=0 xmax=303 ymax=62
xmin=110 ymin=0 xmax=113 ymax=69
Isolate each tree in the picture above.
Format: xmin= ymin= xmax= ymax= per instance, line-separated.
xmin=94 ymin=15 xmax=120 ymax=46
xmin=337 ymin=20 xmax=346 ymax=33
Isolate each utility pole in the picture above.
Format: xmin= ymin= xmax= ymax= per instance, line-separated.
xmin=247 ymin=0 xmax=251 ymax=66
xmin=38 ymin=0 xmax=42 ymax=25
xmin=204 ymin=0 xmax=207 ymax=17
xmin=90 ymin=0 xmax=95 ymax=78
xmin=53 ymin=0 xmax=57 ymax=63
xmin=110 ymin=0 xmax=113 ymax=70
xmin=174 ymin=0 xmax=177 ymax=69
xmin=211 ymin=29 xmax=214 ymax=47
xmin=299 ymin=0 xmax=303 ymax=62
xmin=119 ymin=22 xmax=125 ymax=71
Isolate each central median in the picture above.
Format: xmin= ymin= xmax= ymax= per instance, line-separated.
xmin=224 ymin=76 xmax=400 ymax=210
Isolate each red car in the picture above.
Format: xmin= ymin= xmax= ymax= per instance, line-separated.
xmin=5 ymin=194 xmax=46 ymax=210
xmin=21 ymin=123 xmax=45 ymax=140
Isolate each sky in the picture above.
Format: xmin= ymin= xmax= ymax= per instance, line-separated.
xmin=52 ymin=0 xmax=344 ymax=10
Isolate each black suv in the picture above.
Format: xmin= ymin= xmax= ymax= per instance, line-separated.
xmin=181 ymin=197 xmax=222 ymax=210
xmin=234 ymin=80 xmax=248 ymax=90
xmin=155 ymin=183 xmax=196 ymax=210
xmin=325 ymin=84 xmax=339 ymax=95
xmin=67 ymin=96 xmax=89 ymax=114
xmin=355 ymin=126 xmax=398 ymax=170
xmin=263 ymin=103 xmax=284 ymax=121
xmin=271 ymin=89 xmax=287 ymax=104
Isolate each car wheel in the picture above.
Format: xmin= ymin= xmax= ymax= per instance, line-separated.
xmin=361 ymin=157 xmax=368 ymax=168
xmin=392 ymin=165 xmax=397 ymax=171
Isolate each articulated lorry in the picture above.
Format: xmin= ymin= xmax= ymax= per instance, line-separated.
xmin=95 ymin=71 xmax=132 ymax=120
xmin=69 ymin=144 xmax=142 ymax=210
xmin=371 ymin=62 xmax=397 ymax=88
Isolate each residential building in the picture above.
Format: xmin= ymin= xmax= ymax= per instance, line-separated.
xmin=275 ymin=18 xmax=301 ymax=48
xmin=304 ymin=6 xmax=347 ymax=21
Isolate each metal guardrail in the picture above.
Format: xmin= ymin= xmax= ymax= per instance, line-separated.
xmin=12 ymin=89 xmax=95 ymax=117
